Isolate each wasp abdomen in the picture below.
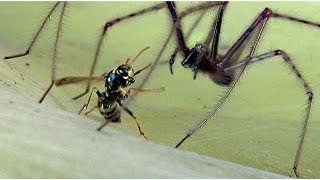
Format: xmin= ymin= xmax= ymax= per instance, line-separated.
xmin=99 ymin=102 xmax=121 ymax=122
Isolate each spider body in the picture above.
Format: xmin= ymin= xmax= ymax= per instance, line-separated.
xmin=165 ymin=1 xmax=319 ymax=177
xmin=181 ymin=43 xmax=233 ymax=85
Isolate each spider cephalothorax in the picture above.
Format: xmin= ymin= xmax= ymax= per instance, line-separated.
xmin=180 ymin=43 xmax=234 ymax=85
xmin=181 ymin=43 xmax=209 ymax=78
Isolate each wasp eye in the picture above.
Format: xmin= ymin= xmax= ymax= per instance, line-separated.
xmin=128 ymin=70 xmax=134 ymax=77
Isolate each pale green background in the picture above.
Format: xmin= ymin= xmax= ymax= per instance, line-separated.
xmin=0 ymin=2 xmax=319 ymax=178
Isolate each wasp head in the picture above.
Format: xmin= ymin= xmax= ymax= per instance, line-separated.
xmin=115 ymin=64 xmax=135 ymax=87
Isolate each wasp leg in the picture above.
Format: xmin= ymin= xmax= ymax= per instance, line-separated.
xmin=84 ymin=101 xmax=99 ymax=115
xmin=78 ymin=87 xmax=99 ymax=114
xmin=118 ymin=101 xmax=147 ymax=140
xmin=97 ymin=120 xmax=111 ymax=131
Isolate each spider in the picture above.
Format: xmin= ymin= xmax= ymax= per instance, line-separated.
xmin=160 ymin=1 xmax=318 ymax=178
xmin=3 ymin=1 xmax=220 ymax=104
xmin=2 ymin=2 xmax=318 ymax=179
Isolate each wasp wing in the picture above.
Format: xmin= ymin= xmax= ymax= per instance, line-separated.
xmin=55 ymin=76 xmax=105 ymax=86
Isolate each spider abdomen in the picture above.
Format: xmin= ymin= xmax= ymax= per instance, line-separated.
xmin=198 ymin=57 xmax=234 ymax=86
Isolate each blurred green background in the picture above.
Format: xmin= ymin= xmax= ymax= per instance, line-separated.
xmin=0 ymin=2 xmax=319 ymax=178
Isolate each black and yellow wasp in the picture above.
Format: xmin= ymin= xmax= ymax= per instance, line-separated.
xmin=55 ymin=47 xmax=164 ymax=140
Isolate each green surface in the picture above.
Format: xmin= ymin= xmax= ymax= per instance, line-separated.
xmin=0 ymin=2 xmax=319 ymax=178
xmin=0 ymin=84 xmax=287 ymax=178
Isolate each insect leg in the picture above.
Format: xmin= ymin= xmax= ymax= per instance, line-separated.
xmin=229 ymin=50 xmax=313 ymax=178
xmin=224 ymin=51 xmax=281 ymax=72
xmin=118 ymin=101 xmax=147 ymax=140
xmin=97 ymin=120 xmax=111 ymax=131
xmin=78 ymin=87 xmax=99 ymax=114
xmin=84 ymin=101 xmax=99 ymax=115
xmin=166 ymin=2 xmax=190 ymax=57
xmin=129 ymin=87 xmax=165 ymax=94
xmin=207 ymin=2 xmax=228 ymax=63
xmin=38 ymin=2 xmax=68 ymax=103
xmin=4 ymin=2 xmax=61 ymax=60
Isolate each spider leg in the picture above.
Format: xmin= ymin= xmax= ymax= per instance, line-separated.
xmin=38 ymin=2 xmax=68 ymax=103
xmin=224 ymin=51 xmax=280 ymax=72
xmin=207 ymin=2 xmax=228 ymax=63
xmin=72 ymin=2 xmax=167 ymax=100
xmin=4 ymin=2 xmax=68 ymax=103
xmin=227 ymin=50 xmax=313 ymax=178
xmin=218 ymin=8 xmax=320 ymax=68
xmin=166 ymin=2 xmax=190 ymax=57
xmin=4 ymin=2 xmax=61 ymax=60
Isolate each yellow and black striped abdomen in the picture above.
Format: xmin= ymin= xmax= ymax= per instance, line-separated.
xmin=99 ymin=101 xmax=121 ymax=122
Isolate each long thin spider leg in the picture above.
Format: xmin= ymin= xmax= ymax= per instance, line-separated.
xmin=118 ymin=101 xmax=148 ymax=140
xmin=39 ymin=2 xmax=68 ymax=103
xmin=4 ymin=2 xmax=61 ymax=60
xmin=208 ymin=2 xmax=227 ymax=63
xmin=218 ymin=8 xmax=271 ymax=68
xmin=227 ymin=50 xmax=313 ymax=178
xmin=224 ymin=51 xmax=278 ymax=72
xmin=218 ymin=14 xmax=320 ymax=176
xmin=271 ymin=12 xmax=320 ymax=28
xmin=219 ymin=8 xmax=320 ymax=68
xmin=72 ymin=2 xmax=167 ymax=100
xmin=166 ymin=2 xmax=190 ymax=57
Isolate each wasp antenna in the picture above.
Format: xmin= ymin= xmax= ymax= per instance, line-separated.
xmin=134 ymin=63 xmax=152 ymax=76
xmin=131 ymin=47 xmax=150 ymax=64
xmin=124 ymin=57 xmax=131 ymax=66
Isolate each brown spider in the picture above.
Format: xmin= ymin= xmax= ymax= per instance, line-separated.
xmin=164 ymin=1 xmax=317 ymax=178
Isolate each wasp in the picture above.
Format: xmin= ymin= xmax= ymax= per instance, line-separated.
xmin=55 ymin=47 xmax=164 ymax=140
